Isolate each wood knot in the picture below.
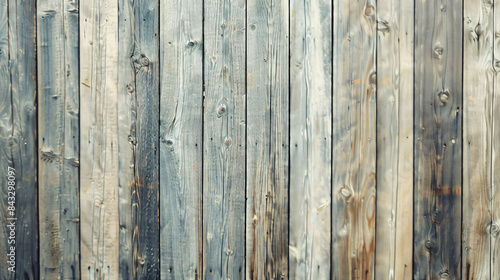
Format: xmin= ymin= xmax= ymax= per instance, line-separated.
xmin=377 ymin=20 xmax=390 ymax=34
xmin=438 ymin=91 xmax=450 ymax=106
xmin=187 ymin=41 xmax=195 ymax=48
xmin=217 ymin=104 xmax=227 ymax=116
xmin=140 ymin=55 xmax=149 ymax=66
xmin=425 ymin=240 xmax=435 ymax=251
xmin=340 ymin=186 xmax=351 ymax=198
xmin=221 ymin=22 xmax=227 ymax=30
xmin=224 ymin=138 xmax=232 ymax=147
xmin=433 ymin=44 xmax=444 ymax=59
xmin=369 ymin=73 xmax=376 ymax=85
xmin=490 ymin=223 xmax=499 ymax=237
xmin=364 ymin=5 xmax=375 ymax=16
xmin=440 ymin=271 xmax=450 ymax=279
xmin=250 ymin=24 xmax=256 ymax=31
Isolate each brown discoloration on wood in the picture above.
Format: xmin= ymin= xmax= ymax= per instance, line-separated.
xmin=413 ymin=0 xmax=463 ymax=278
xmin=332 ymin=0 xmax=376 ymax=278
xmin=246 ymin=0 xmax=289 ymax=278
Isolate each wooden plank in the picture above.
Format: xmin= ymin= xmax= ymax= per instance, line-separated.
xmin=0 ymin=0 xmax=38 ymax=279
xmin=246 ymin=0 xmax=289 ymax=278
xmin=203 ymin=0 xmax=246 ymax=278
xmin=331 ymin=0 xmax=376 ymax=278
xmin=123 ymin=1 xmax=161 ymax=278
xmin=37 ymin=0 xmax=80 ymax=278
xmin=492 ymin=1 xmax=500 ymax=278
xmin=80 ymin=0 xmax=120 ymax=278
xmin=117 ymin=0 xmax=160 ymax=279
xmin=159 ymin=0 xmax=203 ymax=279
xmin=375 ymin=0 xmax=414 ymax=278
xmin=289 ymin=0 xmax=332 ymax=278
xmin=462 ymin=0 xmax=494 ymax=278
xmin=413 ymin=0 xmax=463 ymax=278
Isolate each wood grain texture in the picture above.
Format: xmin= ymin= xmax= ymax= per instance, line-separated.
xmin=0 ymin=0 xmax=39 ymax=279
xmin=119 ymin=1 xmax=160 ymax=278
xmin=203 ymin=0 xmax=246 ymax=278
xmin=160 ymin=0 xmax=203 ymax=278
xmin=37 ymin=0 xmax=80 ymax=278
xmin=331 ymin=0 xmax=376 ymax=278
xmin=462 ymin=0 xmax=494 ymax=278
xmin=413 ymin=0 xmax=463 ymax=278
xmin=375 ymin=0 xmax=414 ymax=279
xmin=289 ymin=0 xmax=332 ymax=279
xmin=246 ymin=0 xmax=289 ymax=278
xmin=492 ymin=1 xmax=500 ymax=278
xmin=80 ymin=0 xmax=120 ymax=278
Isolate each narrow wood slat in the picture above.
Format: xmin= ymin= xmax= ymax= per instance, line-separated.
xmin=80 ymin=0 xmax=120 ymax=278
xmin=462 ymin=0 xmax=494 ymax=278
xmin=203 ymin=0 xmax=246 ymax=278
xmin=160 ymin=0 xmax=203 ymax=278
xmin=0 ymin=0 xmax=38 ymax=279
xmin=492 ymin=1 xmax=500 ymax=278
xmin=375 ymin=0 xmax=414 ymax=278
xmin=37 ymin=0 xmax=80 ymax=278
xmin=331 ymin=0 xmax=376 ymax=278
xmin=289 ymin=0 xmax=332 ymax=278
xmin=125 ymin=1 xmax=160 ymax=278
xmin=413 ymin=0 xmax=463 ymax=278
xmin=246 ymin=0 xmax=289 ymax=278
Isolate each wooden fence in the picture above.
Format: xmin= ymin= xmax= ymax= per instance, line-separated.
xmin=0 ymin=0 xmax=499 ymax=279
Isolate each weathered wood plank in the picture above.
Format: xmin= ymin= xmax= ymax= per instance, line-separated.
xmin=289 ymin=0 xmax=332 ymax=278
xmin=160 ymin=0 xmax=203 ymax=278
xmin=120 ymin=1 xmax=160 ymax=278
xmin=413 ymin=0 xmax=463 ymax=278
xmin=462 ymin=0 xmax=494 ymax=278
xmin=492 ymin=2 xmax=500 ymax=278
xmin=0 ymin=0 xmax=38 ymax=279
xmin=246 ymin=0 xmax=289 ymax=278
xmin=203 ymin=0 xmax=246 ymax=278
xmin=37 ymin=0 xmax=80 ymax=278
xmin=331 ymin=0 xmax=376 ymax=278
xmin=80 ymin=0 xmax=120 ymax=278
xmin=375 ymin=0 xmax=414 ymax=278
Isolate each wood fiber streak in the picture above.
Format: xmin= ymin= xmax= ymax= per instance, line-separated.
xmin=160 ymin=0 xmax=203 ymax=279
xmin=37 ymin=0 xmax=80 ymax=279
xmin=202 ymin=0 xmax=246 ymax=278
xmin=332 ymin=0 xmax=376 ymax=279
xmin=375 ymin=0 xmax=414 ymax=279
xmin=80 ymin=0 xmax=119 ymax=278
xmin=462 ymin=0 xmax=494 ymax=278
xmin=0 ymin=0 xmax=38 ymax=279
xmin=289 ymin=0 xmax=332 ymax=279
xmin=492 ymin=0 xmax=500 ymax=278
xmin=246 ymin=0 xmax=289 ymax=279
xmin=413 ymin=0 xmax=463 ymax=278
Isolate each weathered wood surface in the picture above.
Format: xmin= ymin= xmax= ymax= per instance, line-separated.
xmin=202 ymin=0 xmax=246 ymax=279
xmin=492 ymin=1 xmax=500 ymax=278
xmin=332 ymin=0 xmax=376 ymax=279
xmin=0 ymin=0 xmax=39 ymax=279
xmin=160 ymin=0 xmax=203 ymax=279
xmin=289 ymin=0 xmax=332 ymax=278
xmin=413 ymin=0 xmax=463 ymax=278
xmin=118 ymin=1 xmax=160 ymax=278
xmin=462 ymin=0 xmax=494 ymax=278
xmin=4 ymin=0 xmax=500 ymax=279
xmin=80 ymin=0 xmax=120 ymax=278
xmin=375 ymin=0 xmax=414 ymax=278
xmin=37 ymin=0 xmax=80 ymax=278
xmin=246 ymin=0 xmax=289 ymax=278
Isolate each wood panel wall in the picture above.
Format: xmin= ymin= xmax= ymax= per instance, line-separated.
xmin=1 ymin=0 xmax=500 ymax=279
